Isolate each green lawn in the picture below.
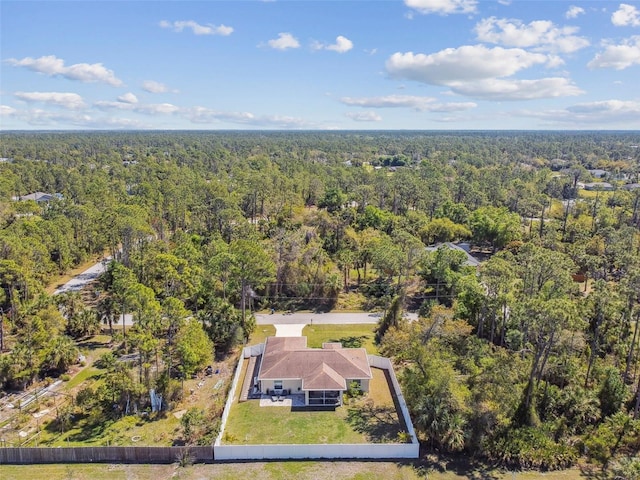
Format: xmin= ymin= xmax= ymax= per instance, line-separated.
xmin=223 ymin=401 xmax=366 ymax=444
xmin=33 ymin=408 xmax=181 ymax=447
xmin=249 ymin=325 xmax=276 ymax=344
xmin=577 ymin=188 xmax=615 ymax=199
xmin=63 ymin=365 xmax=103 ymax=391
xmin=302 ymin=324 xmax=378 ymax=354
xmin=0 ymin=461 xmax=591 ymax=480
xmin=223 ymin=368 xmax=402 ymax=445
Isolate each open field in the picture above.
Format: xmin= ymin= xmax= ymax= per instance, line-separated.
xmin=0 ymin=460 xmax=591 ymax=480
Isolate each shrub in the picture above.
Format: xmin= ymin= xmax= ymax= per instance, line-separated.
xmin=486 ymin=426 xmax=578 ymax=470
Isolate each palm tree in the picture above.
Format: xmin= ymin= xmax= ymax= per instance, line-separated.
xmin=97 ymin=295 xmax=117 ymax=336
xmin=43 ymin=336 xmax=78 ymax=375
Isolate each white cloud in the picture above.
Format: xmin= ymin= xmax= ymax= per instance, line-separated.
xmin=565 ymin=6 xmax=585 ymax=19
xmin=266 ymin=33 xmax=300 ymax=50
xmin=186 ymin=106 xmax=255 ymax=123
xmin=14 ymin=91 xmax=86 ymax=109
xmin=474 ymin=17 xmax=589 ymax=53
xmin=588 ymin=36 xmax=640 ymax=69
xmin=159 ymin=20 xmax=233 ymax=36
xmin=386 ymin=45 xmax=550 ymax=84
xmin=451 ymin=77 xmax=583 ymax=100
xmin=516 ymin=100 xmax=640 ymax=127
xmin=568 ymin=99 xmax=640 ymax=115
xmin=0 ymin=105 xmax=17 ymax=116
xmin=95 ymin=99 xmax=180 ymax=115
xmin=386 ymin=46 xmax=583 ymax=101
xmin=612 ymin=4 xmax=640 ymax=27
xmin=184 ymin=106 xmax=314 ymax=128
xmin=428 ymin=101 xmax=479 ymax=112
xmin=142 ymin=80 xmax=171 ymax=93
xmin=346 ymin=111 xmax=383 ymax=122
xmin=340 ymin=94 xmax=476 ymax=111
xmin=94 ymin=100 xmax=133 ymax=110
xmin=405 ymin=0 xmax=477 ymax=15
xmin=341 ymin=95 xmax=436 ymax=109
xmin=2 ymin=108 xmax=151 ymax=129
xmin=136 ymin=103 xmax=181 ymax=115
xmin=117 ymin=92 xmax=138 ymax=104
xmin=93 ymin=100 xmax=311 ymax=127
xmin=313 ymin=35 xmax=354 ymax=53
xmin=6 ymin=55 xmax=123 ymax=86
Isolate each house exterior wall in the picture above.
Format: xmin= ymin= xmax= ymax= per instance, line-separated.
xmin=346 ymin=378 xmax=370 ymax=392
xmin=260 ymin=378 xmax=302 ymax=393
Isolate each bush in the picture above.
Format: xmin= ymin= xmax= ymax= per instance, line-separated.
xmin=95 ymin=351 xmax=116 ymax=369
xmin=599 ymin=367 xmax=627 ymax=418
xmin=486 ymin=426 xmax=578 ymax=470
xmin=60 ymin=374 xmax=71 ymax=382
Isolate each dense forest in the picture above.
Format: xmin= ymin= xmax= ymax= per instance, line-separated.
xmin=1 ymin=130 xmax=640 ymax=475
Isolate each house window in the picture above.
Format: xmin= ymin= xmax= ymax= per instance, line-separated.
xmin=274 ymin=380 xmax=283 ymax=391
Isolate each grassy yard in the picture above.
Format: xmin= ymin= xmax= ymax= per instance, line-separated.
xmin=223 ymin=367 xmax=402 ymax=445
xmin=577 ymin=188 xmax=615 ymax=199
xmin=302 ymin=323 xmax=378 ymax=354
xmin=249 ymin=324 xmax=276 ymax=344
xmin=10 ymin=332 xmax=236 ymax=448
xmin=0 ymin=461 xmax=592 ymax=480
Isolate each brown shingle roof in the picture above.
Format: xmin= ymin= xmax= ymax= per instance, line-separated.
xmin=304 ymin=363 xmax=346 ymax=390
xmin=258 ymin=336 xmax=372 ymax=391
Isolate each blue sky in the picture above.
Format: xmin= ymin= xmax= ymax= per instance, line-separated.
xmin=1 ymin=0 xmax=640 ymax=130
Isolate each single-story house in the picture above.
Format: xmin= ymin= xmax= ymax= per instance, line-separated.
xmin=582 ymin=182 xmax=614 ymax=191
xmin=425 ymin=242 xmax=481 ymax=268
xmin=622 ymin=183 xmax=640 ymax=191
xmin=257 ymin=336 xmax=373 ymax=406
xmin=12 ymin=191 xmax=63 ymax=202
xmin=588 ymin=169 xmax=608 ymax=179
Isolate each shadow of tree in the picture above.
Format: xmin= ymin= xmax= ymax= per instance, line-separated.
xmin=578 ymin=463 xmax=608 ymax=479
xmin=76 ymin=340 xmax=110 ymax=350
xmin=329 ymin=335 xmax=368 ymax=348
xmin=440 ymin=457 xmax=503 ymax=480
xmin=346 ymin=400 xmax=403 ymax=443
xmin=62 ymin=413 xmax=112 ymax=442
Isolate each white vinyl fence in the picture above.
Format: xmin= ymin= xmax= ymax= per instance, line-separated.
xmin=214 ymin=442 xmax=418 ymax=460
xmin=367 ymin=354 xmax=419 ymax=447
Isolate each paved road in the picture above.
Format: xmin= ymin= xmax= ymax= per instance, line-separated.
xmin=52 ymin=257 xmax=137 ymax=326
xmin=53 ymin=257 xmax=111 ymax=295
xmin=255 ymin=311 xmax=417 ymax=325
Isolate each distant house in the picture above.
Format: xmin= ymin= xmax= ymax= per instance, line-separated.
xmin=582 ymin=182 xmax=614 ymax=191
xmin=425 ymin=242 xmax=481 ymax=268
xmin=257 ymin=336 xmax=373 ymax=406
xmin=12 ymin=191 xmax=63 ymax=202
xmin=588 ymin=169 xmax=608 ymax=179
xmin=622 ymin=183 xmax=640 ymax=191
